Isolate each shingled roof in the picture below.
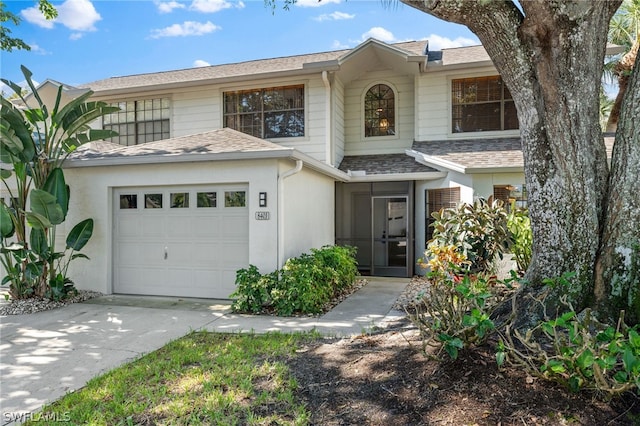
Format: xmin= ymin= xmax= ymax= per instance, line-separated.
xmin=437 ymin=45 xmax=491 ymax=66
xmin=412 ymin=138 xmax=523 ymax=171
xmin=338 ymin=153 xmax=438 ymax=175
xmin=67 ymin=128 xmax=291 ymax=164
xmin=81 ymin=40 xmax=428 ymax=93
xmin=412 ymin=134 xmax=616 ymax=172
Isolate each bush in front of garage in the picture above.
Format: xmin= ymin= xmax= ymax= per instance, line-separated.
xmin=230 ymin=245 xmax=359 ymax=316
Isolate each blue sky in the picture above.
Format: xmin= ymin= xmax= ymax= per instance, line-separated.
xmin=0 ymin=0 xmax=479 ymax=91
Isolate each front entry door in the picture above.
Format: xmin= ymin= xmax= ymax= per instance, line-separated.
xmin=372 ymin=196 xmax=409 ymax=277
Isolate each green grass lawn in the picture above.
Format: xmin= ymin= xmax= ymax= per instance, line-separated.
xmin=27 ymin=331 xmax=317 ymax=426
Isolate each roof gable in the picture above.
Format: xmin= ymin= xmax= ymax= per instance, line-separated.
xmin=19 ymin=79 xmax=90 ymax=109
xmin=330 ymin=39 xmax=427 ymax=84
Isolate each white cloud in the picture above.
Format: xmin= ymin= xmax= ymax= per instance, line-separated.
xmin=21 ymin=6 xmax=54 ymax=28
xmin=149 ymin=21 xmax=221 ymax=38
xmin=189 ymin=0 xmax=243 ymax=13
xmin=21 ymin=0 xmax=101 ymax=32
xmin=332 ymin=40 xmax=349 ymax=49
xmin=29 ymin=43 xmax=51 ymax=55
xmin=296 ymin=0 xmax=340 ymax=7
xmin=193 ymin=59 xmax=211 ymax=67
xmin=57 ymin=0 xmax=101 ymax=30
xmin=314 ymin=11 xmax=354 ymax=22
xmin=426 ymin=34 xmax=479 ymax=50
xmin=155 ymin=1 xmax=186 ymax=13
xmin=69 ymin=32 xmax=84 ymax=40
xmin=361 ymin=27 xmax=396 ymax=43
xmin=334 ymin=28 xmax=478 ymax=53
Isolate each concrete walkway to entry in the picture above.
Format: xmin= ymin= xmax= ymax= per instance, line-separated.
xmin=0 ymin=277 xmax=409 ymax=424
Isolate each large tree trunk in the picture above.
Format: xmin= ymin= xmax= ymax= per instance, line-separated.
xmin=595 ymin=52 xmax=640 ymax=323
xmin=403 ymin=0 xmax=639 ymax=326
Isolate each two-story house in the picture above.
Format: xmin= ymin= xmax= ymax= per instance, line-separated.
xmin=12 ymin=38 xmax=577 ymax=299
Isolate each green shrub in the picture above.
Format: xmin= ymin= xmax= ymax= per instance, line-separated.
xmin=507 ymin=202 xmax=532 ymax=274
xmin=230 ymin=265 xmax=275 ymax=314
xmin=411 ymin=243 xmax=513 ymax=360
xmin=499 ymin=307 xmax=640 ymax=397
xmin=230 ymin=245 xmax=359 ymax=316
xmin=430 ymin=198 xmax=511 ymax=274
xmin=311 ymin=245 xmax=358 ymax=293
xmin=272 ymin=253 xmax=328 ymax=315
xmin=497 ymin=272 xmax=640 ymax=397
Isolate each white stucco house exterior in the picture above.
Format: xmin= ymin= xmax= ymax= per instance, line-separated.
xmin=2 ymin=38 xmax=617 ymax=299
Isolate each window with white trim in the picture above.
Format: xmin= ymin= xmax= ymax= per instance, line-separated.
xmin=364 ymin=84 xmax=395 ymax=137
xmin=104 ymin=98 xmax=170 ymax=146
xmin=224 ymin=85 xmax=304 ymax=138
xmin=451 ymin=76 xmax=518 ymax=133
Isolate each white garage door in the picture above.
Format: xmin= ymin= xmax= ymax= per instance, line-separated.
xmin=113 ymin=185 xmax=249 ymax=299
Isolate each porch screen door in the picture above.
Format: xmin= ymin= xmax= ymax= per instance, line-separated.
xmin=372 ymin=196 xmax=408 ymax=277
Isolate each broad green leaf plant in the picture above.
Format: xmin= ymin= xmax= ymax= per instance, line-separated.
xmin=0 ymin=65 xmax=117 ymax=300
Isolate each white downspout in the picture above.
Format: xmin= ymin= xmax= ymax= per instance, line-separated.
xmin=322 ymin=71 xmax=333 ymax=166
xmin=277 ymin=159 xmax=303 ymax=268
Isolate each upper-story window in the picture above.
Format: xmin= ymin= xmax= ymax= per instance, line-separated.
xmin=104 ymin=98 xmax=170 ymax=146
xmin=451 ymin=76 xmax=518 ymax=133
xmin=223 ymin=85 xmax=304 ymax=139
xmin=364 ymin=84 xmax=395 ymax=137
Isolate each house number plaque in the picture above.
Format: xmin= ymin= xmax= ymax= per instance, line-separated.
xmin=255 ymin=211 xmax=270 ymax=220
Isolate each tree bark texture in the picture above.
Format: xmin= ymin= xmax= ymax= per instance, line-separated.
xmin=403 ymin=0 xmax=639 ymax=325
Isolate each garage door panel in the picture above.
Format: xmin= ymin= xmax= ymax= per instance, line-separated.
xmin=190 ymin=242 xmax=222 ymax=264
xmin=219 ymin=242 xmax=249 ymax=264
xmin=142 ymin=217 xmax=166 ymax=237
xmin=119 ymin=243 xmax=163 ymax=265
xmin=118 ymin=267 xmax=165 ymax=294
xmin=114 ymin=185 xmax=249 ymax=299
xmin=220 ymin=215 xmax=249 ymax=239
xmin=167 ymin=243 xmax=206 ymax=264
xmin=122 ymin=244 xmax=166 ymax=265
xmin=166 ymin=216 xmax=193 ymax=237
xmin=193 ymin=216 xmax=220 ymax=237
xmin=220 ymin=270 xmax=240 ymax=296
xmin=118 ymin=216 xmax=143 ymax=237
xmin=165 ymin=268 xmax=194 ymax=286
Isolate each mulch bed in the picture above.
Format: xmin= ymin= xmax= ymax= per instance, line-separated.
xmin=285 ymin=318 xmax=640 ymax=425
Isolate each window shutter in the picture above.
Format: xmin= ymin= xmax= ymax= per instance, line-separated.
xmin=426 ymin=187 xmax=461 ymax=241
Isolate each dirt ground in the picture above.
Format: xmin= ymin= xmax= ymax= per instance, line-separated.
xmin=285 ymin=318 xmax=640 ymax=425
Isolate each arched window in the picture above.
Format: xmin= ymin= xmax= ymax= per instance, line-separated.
xmin=364 ymin=84 xmax=395 ymax=137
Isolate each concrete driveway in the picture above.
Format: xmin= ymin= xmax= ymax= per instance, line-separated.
xmin=0 ymin=278 xmax=408 ymax=424
xmin=0 ymin=301 xmax=227 ymax=424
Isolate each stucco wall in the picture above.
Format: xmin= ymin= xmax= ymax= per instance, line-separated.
xmin=63 ymin=159 xmax=280 ymax=294
xmin=471 ymin=172 xmax=526 ymax=199
xmin=279 ymin=162 xmax=335 ymax=265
